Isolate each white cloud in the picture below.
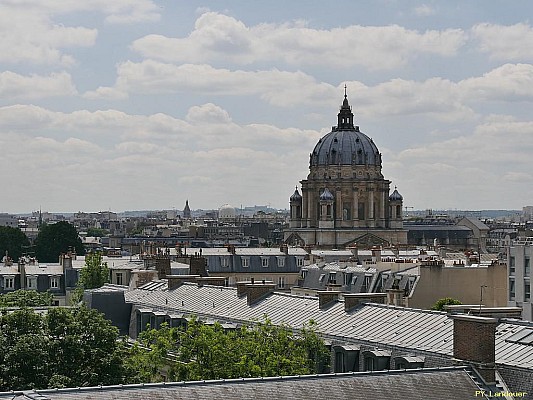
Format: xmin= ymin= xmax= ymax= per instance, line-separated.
xmin=0 ymin=103 xmax=317 ymax=211
xmin=0 ymin=0 xmax=160 ymax=66
xmin=459 ymin=63 xmax=533 ymax=101
xmin=472 ymin=22 xmax=533 ymax=61
xmin=131 ymin=11 xmax=466 ymax=70
xmin=0 ymin=71 xmax=77 ymax=100
xmin=384 ymin=118 xmax=533 ymax=209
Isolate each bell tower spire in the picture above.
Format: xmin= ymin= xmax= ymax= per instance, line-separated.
xmin=337 ymin=85 xmax=355 ymax=130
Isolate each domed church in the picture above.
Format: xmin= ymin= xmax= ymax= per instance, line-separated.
xmin=285 ymin=90 xmax=407 ymax=248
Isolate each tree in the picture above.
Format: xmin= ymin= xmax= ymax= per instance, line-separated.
xmin=86 ymin=227 xmax=108 ymax=237
xmin=126 ymin=317 xmax=330 ymax=383
xmin=0 ymin=226 xmax=30 ymax=262
xmin=431 ymin=297 xmax=462 ymax=311
xmin=0 ymin=306 xmax=131 ymax=391
xmin=78 ymin=252 xmax=109 ymax=290
xmin=0 ymin=290 xmax=53 ymax=307
xmin=35 ymin=221 xmax=85 ymax=262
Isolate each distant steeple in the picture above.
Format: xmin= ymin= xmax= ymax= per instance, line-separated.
xmin=183 ymin=200 xmax=191 ymax=219
xmin=337 ymin=85 xmax=355 ymax=130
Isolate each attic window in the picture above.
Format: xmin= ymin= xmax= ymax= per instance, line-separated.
xmin=506 ymin=328 xmax=533 ymax=346
xmin=319 ymin=274 xmax=326 ymax=283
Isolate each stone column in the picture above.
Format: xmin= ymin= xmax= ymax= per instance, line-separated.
xmin=352 ymin=187 xmax=359 ymax=227
xmin=302 ymin=187 xmax=308 ymax=227
xmin=368 ymin=189 xmax=374 ymax=227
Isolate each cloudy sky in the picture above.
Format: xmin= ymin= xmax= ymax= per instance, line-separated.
xmin=2 ymin=1 xmax=533 ymax=213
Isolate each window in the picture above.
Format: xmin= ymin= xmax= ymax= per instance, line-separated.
xmin=27 ymin=276 xmax=37 ymax=289
xmin=328 ymin=272 xmax=337 ymax=285
xmin=344 ymin=273 xmax=352 ymax=286
xmin=4 ymin=276 xmax=14 ymax=290
xmin=221 ymin=257 xmax=229 ymax=268
xmin=362 ymin=275 xmax=371 ymax=292
xmin=50 ymin=276 xmax=59 ymax=289
xmin=319 ymin=274 xmax=326 ymax=283
xmin=296 ymin=257 xmax=304 ymax=267
xmin=242 ymin=257 xmax=249 ymax=268
xmin=301 ymin=269 xmax=308 ymax=279
xmin=509 ymin=278 xmax=515 ymax=301
xmin=224 ymin=278 xmax=230 ymax=287
xmin=351 ymin=275 xmax=358 ymax=285
xmin=116 ymin=272 xmax=123 ymax=285
xmin=278 ymin=276 xmax=285 ymax=289
xmin=525 ymin=280 xmax=531 ymax=301
xmin=261 ymin=257 xmax=269 ymax=268
xmin=526 ymin=258 xmax=531 ymax=276
xmin=364 ymin=357 xmax=375 ymax=372
xmin=277 ymin=257 xmax=285 ymax=268
xmin=510 ymin=257 xmax=515 ymax=275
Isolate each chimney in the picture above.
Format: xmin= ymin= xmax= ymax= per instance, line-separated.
xmin=386 ymin=288 xmax=404 ymax=307
xmin=236 ymin=281 xmax=251 ymax=297
xmin=189 ymin=256 xmax=208 ymax=277
xmin=317 ymin=290 xmax=340 ymax=309
xmin=280 ymin=244 xmax=288 ymax=255
xmin=167 ymin=274 xmax=201 ymax=290
xmin=371 ymin=247 xmax=382 ymax=262
xmin=196 ymin=276 xmax=226 ymax=287
xmin=246 ymin=282 xmax=276 ymax=305
xmin=155 ymin=257 xmax=171 ymax=279
xmin=344 ymin=293 xmax=387 ymax=311
xmin=451 ymin=315 xmax=498 ymax=384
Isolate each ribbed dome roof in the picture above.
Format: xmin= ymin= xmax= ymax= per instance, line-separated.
xmin=309 ymin=93 xmax=381 ymax=167
xmin=310 ymin=130 xmax=381 ymax=167
xmin=389 ymin=188 xmax=403 ymax=201
xmin=290 ymin=187 xmax=302 ymax=201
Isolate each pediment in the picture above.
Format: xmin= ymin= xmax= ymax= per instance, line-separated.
xmin=343 ymin=233 xmax=390 ymax=248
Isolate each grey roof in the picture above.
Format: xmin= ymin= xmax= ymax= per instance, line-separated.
xmin=290 ymin=187 xmax=302 ymax=201
xmin=389 ymin=188 xmax=403 ymax=201
xmin=25 ymin=265 xmax=63 ymax=275
xmin=0 ymin=367 xmax=487 ymax=400
xmin=124 ymin=282 xmax=533 ymax=369
xmin=310 ymin=129 xmax=381 ymax=167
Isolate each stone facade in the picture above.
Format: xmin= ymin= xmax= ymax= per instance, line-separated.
xmin=285 ymin=92 xmax=407 ymax=248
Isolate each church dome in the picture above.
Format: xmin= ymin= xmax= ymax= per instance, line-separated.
xmin=389 ymin=188 xmax=403 ymax=201
xmin=309 ymin=92 xmax=381 ymax=167
xmin=218 ymin=204 xmax=236 ymax=219
xmin=290 ymin=187 xmax=302 ymax=201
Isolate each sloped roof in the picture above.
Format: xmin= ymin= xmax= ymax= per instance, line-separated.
xmin=124 ymin=282 xmax=533 ymax=369
xmin=1 ymin=367 xmax=487 ymax=400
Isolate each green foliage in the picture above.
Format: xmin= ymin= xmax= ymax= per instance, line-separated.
xmin=431 ymin=297 xmax=462 ymax=311
xmin=35 ymin=221 xmax=85 ymax=263
xmin=0 ymin=290 xmax=54 ymax=307
xmin=126 ymin=317 xmax=330 ymax=383
xmin=0 ymin=306 xmax=130 ymax=391
xmin=0 ymin=226 xmax=30 ymax=262
xmin=78 ymin=252 xmax=109 ymax=290
xmin=86 ymin=227 xmax=108 ymax=237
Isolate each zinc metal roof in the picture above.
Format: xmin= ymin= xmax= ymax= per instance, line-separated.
xmin=124 ymin=282 xmax=533 ymax=369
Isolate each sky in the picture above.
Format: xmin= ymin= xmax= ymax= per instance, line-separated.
xmin=2 ymin=0 xmax=533 ymax=213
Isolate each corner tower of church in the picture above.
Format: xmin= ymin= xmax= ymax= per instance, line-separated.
xmin=286 ymin=90 xmax=406 ymax=248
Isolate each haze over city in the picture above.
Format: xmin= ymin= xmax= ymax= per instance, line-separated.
xmin=2 ymin=1 xmax=533 ymax=213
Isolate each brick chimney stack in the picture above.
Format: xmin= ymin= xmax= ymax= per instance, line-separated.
xmin=343 ymin=293 xmax=387 ymax=311
xmin=246 ymin=282 xmax=276 ymax=305
xmin=451 ymin=314 xmax=498 ymax=384
xmin=318 ymin=290 xmax=340 ymax=309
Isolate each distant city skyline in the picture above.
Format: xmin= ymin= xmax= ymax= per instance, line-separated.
xmin=2 ymin=1 xmax=533 ymax=213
